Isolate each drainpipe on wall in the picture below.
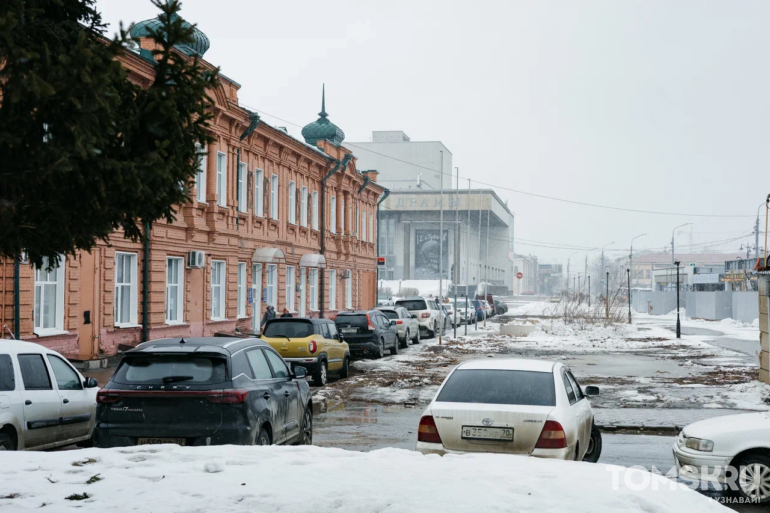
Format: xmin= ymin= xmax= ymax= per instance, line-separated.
xmin=376 ymin=187 xmax=391 ymax=278
xmin=319 ymin=157 xmax=344 ymax=318
xmin=13 ymin=256 xmax=20 ymax=339
xmin=142 ymin=221 xmax=151 ymax=343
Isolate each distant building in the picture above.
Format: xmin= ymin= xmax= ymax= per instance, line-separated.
xmin=631 ymin=253 xmax=736 ymax=291
xmin=512 ymin=255 xmax=538 ymax=295
xmin=346 ymin=131 xmax=453 ymax=192
xmin=538 ymin=264 xmax=563 ymax=295
xmin=378 ymin=190 xmax=515 ymax=294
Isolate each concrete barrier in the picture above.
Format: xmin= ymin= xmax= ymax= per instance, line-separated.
xmin=633 ymin=290 xmax=758 ymax=322
xmin=500 ymin=324 xmax=537 ymax=337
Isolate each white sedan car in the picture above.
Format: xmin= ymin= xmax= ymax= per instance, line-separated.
xmin=674 ymin=412 xmax=770 ymax=504
xmin=416 ymin=358 xmax=601 ymax=462
xmin=0 ymin=340 xmax=99 ymax=451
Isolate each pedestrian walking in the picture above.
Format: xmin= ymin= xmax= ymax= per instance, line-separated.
xmin=261 ymin=305 xmax=276 ymax=328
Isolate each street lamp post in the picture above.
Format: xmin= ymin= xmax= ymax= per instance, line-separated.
xmin=674 ymin=260 xmax=681 ymax=339
xmin=605 ymin=267 xmax=610 ymax=320
xmin=585 ymin=248 xmax=598 ymax=303
xmin=671 ymin=223 xmax=693 ymax=265
xmin=577 ymin=274 xmax=581 ymax=305
xmin=629 ymin=233 xmax=646 ymax=325
xmin=567 ymin=251 xmax=578 ymax=297
xmin=627 ymin=268 xmax=631 ymax=324
xmin=588 ymin=275 xmax=591 ymax=307
xmin=600 ymin=242 xmax=615 ymax=289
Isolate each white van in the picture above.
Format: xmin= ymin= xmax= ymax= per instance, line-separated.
xmin=0 ymin=340 xmax=99 ymax=450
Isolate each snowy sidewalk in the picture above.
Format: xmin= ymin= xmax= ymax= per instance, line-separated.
xmin=595 ymin=408 xmax=754 ymax=431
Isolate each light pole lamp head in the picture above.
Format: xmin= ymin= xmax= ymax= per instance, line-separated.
xmin=605 ymin=267 xmax=609 ymax=273
xmin=674 ymin=260 xmax=681 ymax=267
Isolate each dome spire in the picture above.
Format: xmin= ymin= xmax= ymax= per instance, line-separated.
xmin=301 ymin=84 xmax=345 ymax=147
xmin=319 ymin=84 xmax=328 ymax=119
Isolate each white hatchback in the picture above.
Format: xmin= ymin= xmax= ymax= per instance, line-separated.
xmin=0 ymin=340 xmax=99 ymax=451
xmin=416 ymin=358 xmax=602 ymax=462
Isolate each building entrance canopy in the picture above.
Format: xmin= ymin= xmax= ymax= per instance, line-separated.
xmin=252 ymin=247 xmax=286 ymax=264
xmin=299 ymin=254 xmax=327 ymax=268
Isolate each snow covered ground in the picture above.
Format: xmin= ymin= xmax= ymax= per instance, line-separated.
xmin=0 ymin=445 xmax=727 ymax=512
xmin=316 ymin=300 xmax=770 ymax=412
xmin=379 ymin=279 xmax=454 ymax=298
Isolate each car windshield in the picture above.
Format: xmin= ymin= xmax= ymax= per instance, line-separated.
xmin=396 ymin=300 xmax=427 ymax=310
xmin=113 ymin=355 xmax=227 ymax=385
xmin=436 ymin=369 xmax=556 ymax=406
xmin=379 ymin=310 xmax=399 ymax=320
xmin=263 ymin=321 xmax=314 ymax=338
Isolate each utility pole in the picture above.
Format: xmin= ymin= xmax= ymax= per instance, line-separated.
xmin=601 ymin=242 xmax=614 ymax=285
xmin=627 ymin=268 xmax=631 ymax=324
xmin=476 ymin=191 xmax=482 ymax=331
xmin=484 ymin=207 xmax=490 ymax=328
xmin=671 ymin=223 xmax=692 ymax=264
xmin=454 ymin=166 xmax=459 ymax=338
xmin=585 ymin=248 xmax=597 ymax=303
xmin=629 ymin=233 xmax=646 ymax=321
xmin=675 ymin=261 xmax=681 ymax=338
xmin=465 ymin=178 xmax=471 ymax=336
xmin=438 ymin=150 xmax=443 ymax=345
xmin=577 ymin=274 xmax=581 ymax=305
xmin=588 ymin=275 xmax=591 ymax=308
xmin=605 ymin=267 xmax=610 ymax=320
xmin=567 ymin=251 xmax=578 ymax=297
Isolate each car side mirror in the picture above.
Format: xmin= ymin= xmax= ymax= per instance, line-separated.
xmin=84 ymin=377 xmax=98 ymax=388
xmin=294 ymin=366 xmax=308 ymax=379
xmin=584 ymin=385 xmax=599 ymax=396
xmin=390 ymin=320 xmax=397 ymax=326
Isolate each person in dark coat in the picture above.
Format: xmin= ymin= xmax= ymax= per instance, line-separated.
xmin=261 ymin=305 xmax=276 ymax=328
xmin=280 ymin=308 xmax=293 ymax=318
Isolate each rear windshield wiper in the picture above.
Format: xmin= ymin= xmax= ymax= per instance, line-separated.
xmin=162 ymin=375 xmax=194 ymax=383
xmin=267 ymin=334 xmax=291 ymax=341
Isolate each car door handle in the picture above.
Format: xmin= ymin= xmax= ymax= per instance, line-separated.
xmin=24 ymin=400 xmax=31 ymax=405
xmin=63 ymin=399 xmax=69 ymax=404
xmin=262 ymin=393 xmax=271 ymax=400
xmin=284 ymin=391 xmax=290 ymax=397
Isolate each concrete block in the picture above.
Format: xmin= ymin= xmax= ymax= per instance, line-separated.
xmin=762 ymin=332 xmax=769 ymax=353
xmin=761 ymin=368 xmax=770 ymax=385
xmin=760 ymin=276 xmax=770 ymax=296
xmin=761 ymin=351 xmax=769 ymax=372
xmin=761 ymin=313 xmax=769 ymax=334
xmin=500 ymin=324 xmax=537 ymax=337
xmin=760 ymin=295 xmax=769 ymax=316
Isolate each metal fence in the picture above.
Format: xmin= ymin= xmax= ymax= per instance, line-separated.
xmin=631 ymin=290 xmax=759 ymax=322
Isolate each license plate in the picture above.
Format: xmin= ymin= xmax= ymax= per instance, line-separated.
xmin=461 ymin=426 xmax=513 ymax=441
xmin=138 ymin=437 xmax=186 ymax=446
xmin=341 ymin=328 xmax=358 ymax=334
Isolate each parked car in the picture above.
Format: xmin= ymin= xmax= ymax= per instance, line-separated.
xmin=482 ymin=300 xmax=494 ymax=319
xmin=476 ymin=294 xmax=497 ymax=317
xmin=467 ymin=299 xmax=486 ymax=322
xmin=673 ymin=413 xmax=770 ymax=503
xmin=395 ymin=297 xmax=445 ymax=338
xmin=261 ymin=318 xmax=349 ymax=386
xmin=334 ymin=310 xmax=399 ymax=358
xmin=416 ymin=358 xmax=601 ymax=463
xmin=448 ymin=298 xmax=475 ymax=325
xmin=94 ymin=337 xmax=312 ymax=448
xmin=440 ymin=305 xmax=455 ymax=329
xmin=0 ymin=340 xmax=99 ymax=451
xmin=375 ymin=305 xmax=421 ymax=347
xmin=492 ymin=295 xmax=508 ymax=315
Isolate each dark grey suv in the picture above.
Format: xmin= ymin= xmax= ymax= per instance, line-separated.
xmin=334 ymin=310 xmax=399 ymax=359
xmin=94 ymin=337 xmax=312 ymax=448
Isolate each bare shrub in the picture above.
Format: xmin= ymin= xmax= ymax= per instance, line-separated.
xmin=399 ymin=287 xmax=420 ymax=297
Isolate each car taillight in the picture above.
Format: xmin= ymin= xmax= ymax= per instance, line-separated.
xmin=396 ymin=320 xmax=403 ymax=325
xmin=309 ymin=340 xmax=318 ymax=353
xmin=96 ymin=390 xmax=120 ymax=403
xmin=366 ymin=314 xmax=376 ymax=331
xmin=421 ymin=312 xmax=430 ymax=319
xmin=207 ymin=389 xmax=249 ymax=404
xmin=535 ymin=420 xmax=567 ymax=449
xmin=417 ymin=415 xmax=442 ymax=444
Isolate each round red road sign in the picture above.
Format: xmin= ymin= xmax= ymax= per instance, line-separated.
xmin=516 ymin=272 xmax=524 ymax=279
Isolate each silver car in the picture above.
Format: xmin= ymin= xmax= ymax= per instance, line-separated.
xmin=375 ymin=305 xmax=421 ymax=347
xmin=416 ymin=358 xmax=602 ymax=462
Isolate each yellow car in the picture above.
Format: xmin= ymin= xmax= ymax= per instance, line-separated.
xmin=260 ymin=318 xmax=350 ymax=386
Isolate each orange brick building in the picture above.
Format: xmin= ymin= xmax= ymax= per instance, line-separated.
xmin=0 ymin=13 xmax=383 ymax=358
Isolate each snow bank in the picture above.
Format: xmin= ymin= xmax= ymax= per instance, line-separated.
xmin=379 ymin=279 xmax=453 ymax=298
xmin=0 ymin=445 xmax=725 ymax=512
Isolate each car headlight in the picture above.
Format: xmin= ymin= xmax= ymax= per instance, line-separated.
xmin=685 ymin=437 xmax=714 ymax=452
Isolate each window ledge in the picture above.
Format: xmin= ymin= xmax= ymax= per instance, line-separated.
xmin=164 ymin=321 xmax=188 ymax=327
xmin=236 ymin=315 xmax=249 ymax=320
xmin=34 ymin=329 xmax=69 ymax=338
xmin=114 ymin=323 xmax=142 ymax=329
xmin=209 ymin=318 xmax=229 ymax=323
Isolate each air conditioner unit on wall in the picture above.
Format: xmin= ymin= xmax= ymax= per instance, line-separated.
xmin=187 ymin=251 xmax=205 ymax=268
xmin=343 ymin=270 xmax=352 ymax=279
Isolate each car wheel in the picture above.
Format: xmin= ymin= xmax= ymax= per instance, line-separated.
xmin=312 ymin=360 xmax=328 ymax=387
xmin=413 ymin=328 xmax=421 ymax=344
xmin=374 ymin=339 xmax=385 ymax=359
xmin=582 ymin=424 xmax=602 ymax=463
xmin=736 ymin=454 xmax=770 ymax=503
xmin=0 ymin=433 xmax=15 ymax=451
xmin=390 ymin=336 xmax=399 ymax=355
xmin=300 ymin=407 xmax=313 ymax=445
xmin=340 ymin=356 xmax=350 ymax=379
xmin=400 ymin=330 xmax=409 ymax=349
xmin=256 ymin=427 xmax=271 ymax=446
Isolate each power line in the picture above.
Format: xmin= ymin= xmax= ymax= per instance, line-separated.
xmin=242 ymin=103 xmax=755 ymax=219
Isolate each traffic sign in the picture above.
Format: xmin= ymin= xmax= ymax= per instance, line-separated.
xmin=516 ymin=272 xmax=523 ymax=279
xmin=377 ymin=257 xmax=386 ymax=266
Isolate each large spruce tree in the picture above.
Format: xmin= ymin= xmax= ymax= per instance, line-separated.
xmin=0 ymin=0 xmax=217 ymax=267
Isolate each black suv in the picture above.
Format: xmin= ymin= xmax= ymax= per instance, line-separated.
xmin=334 ymin=310 xmax=399 ymax=359
xmin=94 ymin=337 xmax=312 ymax=448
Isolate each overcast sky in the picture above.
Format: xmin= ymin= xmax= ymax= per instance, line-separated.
xmin=97 ymin=0 xmax=768 ymax=268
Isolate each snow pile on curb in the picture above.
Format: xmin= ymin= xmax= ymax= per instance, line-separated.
xmin=0 ymin=445 xmax=726 ymax=512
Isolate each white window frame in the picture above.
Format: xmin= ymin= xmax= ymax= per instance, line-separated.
xmin=362 ymin=208 xmax=367 ymax=241
xmin=114 ymin=252 xmax=138 ymax=327
xmin=270 ymin=174 xmax=279 ymax=219
xmin=237 ymin=262 xmax=247 ymax=318
xmin=299 ymin=267 xmax=307 ymax=317
xmin=34 ymin=256 xmax=65 ymax=335
xmin=309 ymin=268 xmax=318 ymax=310
xmin=195 ymin=144 xmax=207 ymax=203
xmin=288 ymin=180 xmax=296 ymax=224
xmin=369 ymin=212 xmax=374 ymax=243
xmin=312 ymin=191 xmax=319 ymax=230
xmin=216 ymin=151 xmax=227 ymax=207
xmin=286 ymin=265 xmax=295 ymax=312
xmin=345 ymin=270 xmax=352 ymax=309
xmin=237 ymin=162 xmax=247 ymax=212
xmin=252 ymin=263 xmax=262 ymax=331
xmin=266 ymin=264 xmax=277 ymax=308
xmin=329 ymin=269 xmax=336 ymax=310
xmin=300 ymin=186 xmax=308 ymax=227
xmin=341 ymin=198 xmax=345 ymax=235
xmin=211 ymin=260 xmax=226 ymax=321
xmin=330 ymin=195 xmax=337 ymax=234
xmin=165 ymin=257 xmax=184 ymax=324
xmin=254 ymin=168 xmax=264 ymax=217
